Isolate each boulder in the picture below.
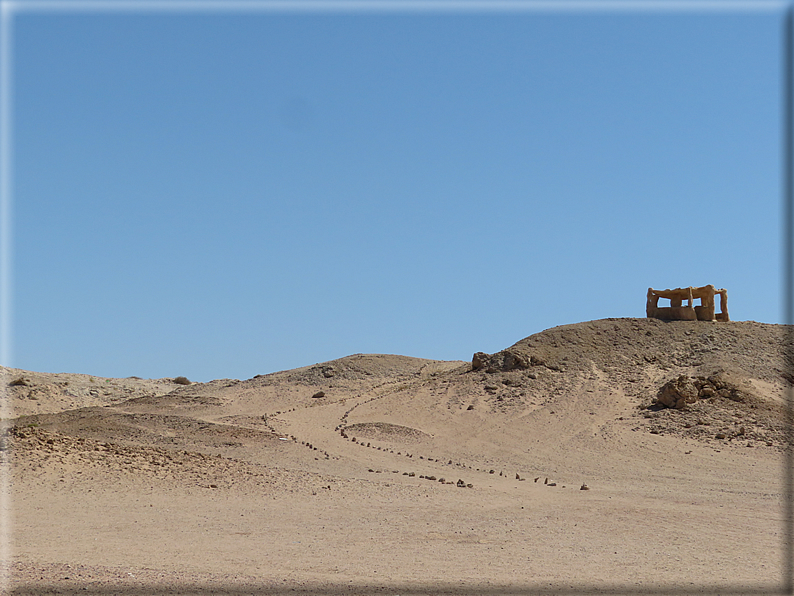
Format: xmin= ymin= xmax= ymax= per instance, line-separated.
xmin=707 ymin=371 xmax=748 ymax=402
xmin=657 ymin=375 xmax=699 ymax=409
xmin=471 ymin=349 xmax=529 ymax=373
xmin=471 ymin=352 xmax=490 ymax=371
xmin=656 ymin=371 xmax=752 ymax=408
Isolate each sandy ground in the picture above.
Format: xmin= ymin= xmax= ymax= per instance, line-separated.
xmin=3 ymin=319 xmax=791 ymax=595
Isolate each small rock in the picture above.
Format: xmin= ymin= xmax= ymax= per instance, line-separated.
xmin=312 ymin=391 xmax=325 ymax=399
xmin=580 ymin=483 xmax=589 ymax=490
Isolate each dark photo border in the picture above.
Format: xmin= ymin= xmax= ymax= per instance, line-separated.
xmin=1 ymin=1 xmax=790 ymax=595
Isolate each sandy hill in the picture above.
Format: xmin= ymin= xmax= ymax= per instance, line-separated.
xmin=5 ymin=318 xmax=790 ymax=593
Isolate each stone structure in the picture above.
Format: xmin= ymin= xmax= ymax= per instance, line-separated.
xmin=646 ymin=285 xmax=729 ymax=322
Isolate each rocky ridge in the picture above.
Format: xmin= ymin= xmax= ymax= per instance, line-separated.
xmin=464 ymin=317 xmax=791 ymax=448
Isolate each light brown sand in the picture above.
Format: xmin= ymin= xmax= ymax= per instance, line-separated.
xmin=4 ymin=319 xmax=788 ymax=594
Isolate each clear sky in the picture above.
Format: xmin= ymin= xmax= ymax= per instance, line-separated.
xmin=3 ymin=1 xmax=786 ymax=382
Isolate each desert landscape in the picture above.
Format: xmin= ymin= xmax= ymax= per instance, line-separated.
xmin=3 ymin=317 xmax=791 ymax=595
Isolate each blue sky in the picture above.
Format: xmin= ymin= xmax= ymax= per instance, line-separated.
xmin=4 ymin=2 xmax=786 ymax=382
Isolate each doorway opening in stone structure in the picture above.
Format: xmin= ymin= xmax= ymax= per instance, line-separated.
xmin=716 ymin=292 xmax=726 ymax=317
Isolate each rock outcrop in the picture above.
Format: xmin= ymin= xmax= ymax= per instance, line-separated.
xmin=656 ymin=375 xmax=699 ymax=409
xmin=471 ymin=350 xmax=530 ymax=373
xmin=656 ymin=371 xmax=751 ymax=409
